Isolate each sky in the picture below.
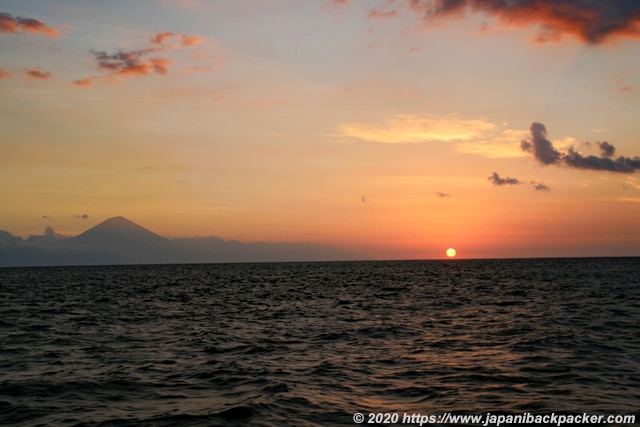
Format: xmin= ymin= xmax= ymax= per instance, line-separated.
xmin=1 ymin=0 xmax=640 ymax=260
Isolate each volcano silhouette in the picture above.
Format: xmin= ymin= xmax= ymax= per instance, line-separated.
xmin=66 ymin=216 xmax=174 ymax=263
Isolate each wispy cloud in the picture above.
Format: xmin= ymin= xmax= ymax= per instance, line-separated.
xmin=151 ymin=32 xmax=205 ymax=47
xmin=623 ymin=177 xmax=640 ymax=191
xmin=73 ymin=214 xmax=89 ymax=219
xmin=151 ymin=31 xmax=174 ymax=45
xmin=435 ymin=192 xmax=451 ymax=197
xmin=337 ymin=114 xmax=495 ymax=144
xmin=72 ymin=77 xmax=97 ymax=87
xmin=521 ymin=122 xmax=640 ymax=173
xmin=25 ymin=68 xmax=52 ymax=80
xmin=0 ymin=12 xmax=58 ymax=37
xmin=180 ymin=34 xmax=205 ymax=46
xmin=407 ymin=0 xmax=640 ymax=44
xmin=0 ymin=68 xmax=10 ymax=79
xmin=337 ymin=114 xmax=527 ymax=158
xmin=455 ymin=128 xmax=529 ymax=158
xmin=368 ymin=1 xmax=399 ymax=21
xmin=618 ymin=197 xmax=640 ymax=203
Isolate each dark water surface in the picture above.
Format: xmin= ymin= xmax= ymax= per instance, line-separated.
xmin=1 ymin=258 xmax=639 ymax=426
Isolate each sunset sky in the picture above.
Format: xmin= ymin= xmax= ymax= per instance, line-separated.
xmin=2 ymin=0 xmax=640 ymax=259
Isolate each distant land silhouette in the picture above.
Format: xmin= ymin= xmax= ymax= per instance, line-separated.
xmin=0 ymin=216 xmax=366 ymax=267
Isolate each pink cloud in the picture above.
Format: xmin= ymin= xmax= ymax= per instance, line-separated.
xmin=0 ymin=68 xmax=11 ymax=79
xmin=26 ymin=69 xmax=52 ymax=80
xmin=180 ymin=34 xmax=205 ymax=46
xmin=150 ymin=31 xmax=205 ymax=48
xmin=151 ymin=31 xmax=174 ymax=45
xmin=79 ymin=31 xmax=212 ymax=84
xmin=90 ymin=49 xmax=173 ymax=77
xmin=150 ymin=58 xmax=173 ymax=75
xmin=72 ymin=77 xmax=97 ymax=87
xmin=0 ymin=12 xmax=58 ymax=37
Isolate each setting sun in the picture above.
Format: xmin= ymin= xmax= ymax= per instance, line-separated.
xmin=446 ymin=248 xmax=457 ymax=258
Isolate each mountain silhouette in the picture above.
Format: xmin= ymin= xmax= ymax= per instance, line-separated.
xmin=64 ymin=216 xmax=175 ymax=263
xmin=0 ymin=216 xmax=366 ymax=266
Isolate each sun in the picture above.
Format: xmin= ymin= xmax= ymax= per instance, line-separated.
xmin=446 ymin=248 xmax=457 ymax=258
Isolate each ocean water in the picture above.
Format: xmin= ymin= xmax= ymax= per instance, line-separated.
xmin=1 ymin=258 xmax=639 ymax=426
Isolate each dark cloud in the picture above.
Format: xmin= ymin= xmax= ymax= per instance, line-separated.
xmin=435 ymin=192 xmax=451 ymax=197
xmin=408 ymin=0 xmax=640 ymax=44
xmin=90 ymin=49 xmax=171 ymax=77
xmin=0 ymin=12 xmax=58 ymax=37
xmin=73 ymin=214 xmax=89 ymax=219
xmin=25 ymin=69 xmax=52 ymax=80
xmin=521 ymin=122 xmax=640 ymax=173
xmin=488 ymin=172 xmax=520 ymax=186
xmin=598 ymin=141 xmax=615 ymax=158
xmin=531 ymin=181 xmax=550 ymax=191
xmin=520 ymin=122 xmax=561 ymax=165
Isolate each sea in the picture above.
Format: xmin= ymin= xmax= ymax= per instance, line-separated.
xmin=1 ymin=258 xmax=639 ymax=427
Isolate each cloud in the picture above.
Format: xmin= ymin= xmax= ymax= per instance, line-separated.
xmin=521 ymin=122 xmax=640 ymax=173
xmin=337 ymin=114 xmax=530 ymax=158
xmin=623 ymin=177 xmax=640 ymax=191
xmin=0 ymin=68 xmax=10 ymax=79
xmin=337 ymin=114 xmax=495 ymax=143
xmin=436 ymin=192 xmax=451 ymax=197
xmin=150 ymin=31 xmax=205 ymax=47
xmin=80 ymin=31 xmax=206 ymax=85
xmin=598 ymin=141 xmax=615 ymax=158
xmin=488 ymin=172 xmax=520 ymax=186
xmin=531 ymin=181 xmax=550 ymax=191
xmin=407 ymin=0 xmax=640 ymax=44
xmin=0 ymin=12 xmax=58 ymax=37
xmin=519 ymin=122 xmax=561 ymax=165
xmin=368 ymin=1 xmax=399 ymax=21
xmin=619 ymin=197 xmax=640 ymax=203
xmin=180 ymin=34 xmax=204 ymax=46
xmin=151 ymin=31 xmax=174 ymax=45
xmin=72 ymin=77 xmax=97 ymax=87
xmin=73 ymin=214 xmax=89 ymax=219
xmin=90 ymin=49 xmax=168 ymax=77
xmin=455 ymin=128 xmax=529 ymax=158
xmin=25 ymin=68 xmax=52 ymax=80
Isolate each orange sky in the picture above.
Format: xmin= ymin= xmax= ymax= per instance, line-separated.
xmin=1 ymin=1 xmax=639 ymax=259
